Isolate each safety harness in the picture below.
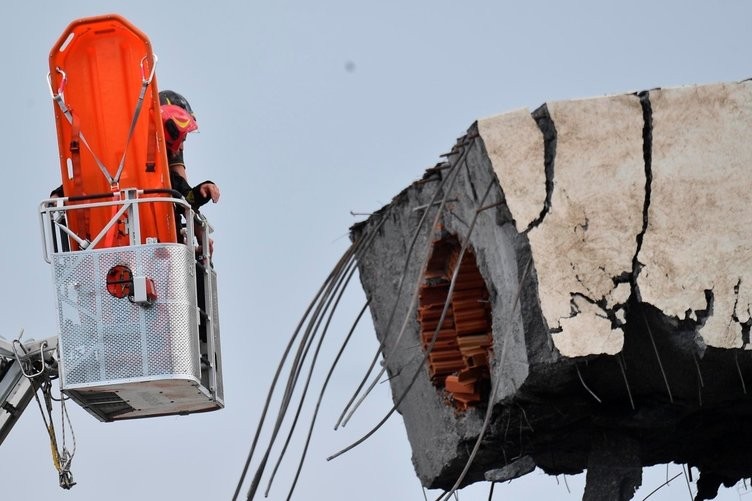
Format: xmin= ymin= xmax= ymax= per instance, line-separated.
xmin=48 ymin=54 xmax=158 ymax=190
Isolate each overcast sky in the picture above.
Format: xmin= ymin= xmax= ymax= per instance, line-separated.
xmin=2 ymin=1 xmax=752 ymax=500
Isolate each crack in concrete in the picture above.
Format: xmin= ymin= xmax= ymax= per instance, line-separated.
xmin=353 ymin=80 xmax=752 ymax=495
xmin=612 ymin=271 xmax=633 ymax=286
xmin=729 ymin=278 xmax=752 ymax=346
xmin=677 ymin=289 xmax=715 ymax=332
xmin=540 ymin=92 xmax=655 ymax=340
xmin=741 ymin=320 xmax=751 ymax=347
xmin=568 ymin=289 xmax=626 ymax=331
xmin=572 ymin=261 xmax=598 ymax=300
xmin=524 ymin=104 xmax=557 ymax=234
xmin=626 ymin=90 xmax=718 ymax=337
xmin=557 ymin=259 xmax=632 ymax=333
xmin=631 ymin=91 xmax=653 ymax=303
xmin=729 ymin=278 xmax=742 ymax=327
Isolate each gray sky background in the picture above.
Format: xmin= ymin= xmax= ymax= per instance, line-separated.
xmin=2 ymin=1 xmax=752 ymax=500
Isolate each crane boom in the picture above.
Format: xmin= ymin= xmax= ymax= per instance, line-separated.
xmin=0 ymin=336 xmax=58 ymax=446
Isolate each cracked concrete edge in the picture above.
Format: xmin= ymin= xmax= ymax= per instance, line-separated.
xmin=478 ymin=80 xmax=752 ymax=355
xmin=477 ymin=108 xmax=546 ymax=232
xmin=351 ymin=154 xmax=500 ymax=487
xmin=479 ymin=94 xmax=645 ymax=357
xmin=484 ymin=456 xmax=536 ymax=482
xmin=351 ymin=79 xmax=752 ymax=489
xmin=636 ymin=80 xmax=752 ymax=349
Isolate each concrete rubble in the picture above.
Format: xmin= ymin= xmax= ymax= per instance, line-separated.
xmin=351 ymin=80 xmax=752 ymax=501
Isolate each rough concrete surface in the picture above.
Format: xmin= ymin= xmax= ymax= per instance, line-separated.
xmin=351 ymin=79 xmax=752 ymax=500
xmin=638 ymin=82 xmax=752 ymax=349
xmin=484 ymin=95 xmax=646 ymax=357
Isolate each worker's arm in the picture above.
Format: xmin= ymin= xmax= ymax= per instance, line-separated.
xmin=169 ymin=168 xmax=220 ymax=210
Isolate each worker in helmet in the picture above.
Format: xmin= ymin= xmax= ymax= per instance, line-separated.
xmin=159 ymin=90 xmax=220 ymax=210
xmin=159 ymin=90 xmax=220 ymax=255
xmin=160 ymin=91 xmax=219 ymax=345
xmin=49 ymin=90 xmax=220 ymax=254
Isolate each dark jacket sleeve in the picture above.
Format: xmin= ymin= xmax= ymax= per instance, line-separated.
xmin=169 ymin=170 xmax=215 ymax=211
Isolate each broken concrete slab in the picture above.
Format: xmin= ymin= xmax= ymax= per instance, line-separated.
xmin=351 ymin=79 xmax=752 ymax=500
xmin=484 ymin=455 xmax=535 ymax=483
xmin=478 ymin=107 xmax=546 ymax=231
xmin=638 ymin=82 xmax=752 ymax=349
xmin=485 ymin=95 xmax=646 ymax=357
xmin=582 ymin=433 xmax=642 ymax=501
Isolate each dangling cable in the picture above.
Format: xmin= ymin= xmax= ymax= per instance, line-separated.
xmin=328 ymin=174 xmax=496 ymax=462
xmin=264 ymin=259 xmax=361 ymax=498
xmin=435 ymin=255 xmax=532 ymax=501
xmin=266 ymin=215 xmax=390 ymax=498
xmin=284 ymin=301 xmax=370 ymax=501
xmin=337 ymin=141 xmax=473 ymax=429
xmin=56 ymin=358 xmax=77 ymax=489
xmin=235 ymin=211 xmax=388 ymax=500
xmin=246 ymin=221 xmax=387 ymax=500
xmin=231 ymin=250 xmax=346 ymax=500
xmin=334 ymin=166 xmax=452 ymax=429
xmin=235 ymin=241 xmax=361 ymax=500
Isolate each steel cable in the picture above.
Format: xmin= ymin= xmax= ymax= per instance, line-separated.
xmin=232 ymin=244 xmax=355 ymax=500
xmin=337 ymin=140 xmax=474 ymax=428
xmin=243 ymin=246 xmax=357 ymax=500
xmin=328 ymin=174 xmax=496 ymax=462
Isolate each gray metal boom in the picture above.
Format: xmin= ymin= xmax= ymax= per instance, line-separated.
xmin=0 ymin=336 xmax=58 ymax=446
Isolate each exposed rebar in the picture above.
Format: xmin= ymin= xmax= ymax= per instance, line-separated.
xmin=337 ymin=139 xmax=474 ymax=428
xmin=575 ymin=363 xmax=602 ymax=404
xmin=617 ymin=354 xmax=635 ymax=410
xmin=283 ymin=301 xmax=370 ymax=500
xmin=434 ymin=255 xmax=533 ymax=501
xmin=641 ymin=472 xmax=682 ymax=500
xmin=232 ymin=246 xmax=349 ymax=501
xmin=243 ymin=246 xmax=358 ymax=500
xmin=329 ymin=174 xmax=496 ymax=462
xmin=641 ymin=311 xmax=673 ymax=404
xmin=735 ymin=351 xmax=747 ymax=394
xmin=264 ymin=258 xmax=361 ymax=497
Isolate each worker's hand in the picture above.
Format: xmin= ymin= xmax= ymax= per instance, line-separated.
xmin=188 ymin=181 xmax=220 ymax=209
xmin=199 ymin=182 xmax=220 ymax=203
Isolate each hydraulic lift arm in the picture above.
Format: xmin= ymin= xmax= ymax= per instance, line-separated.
xmin=0 ymin=336 xmax=58 ymax=446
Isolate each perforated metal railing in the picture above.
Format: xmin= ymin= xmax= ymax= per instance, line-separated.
xmin=38 ymin=188 xmax=223 ymax=417
xmin=53 ymin=244 xmax=199 ymax=386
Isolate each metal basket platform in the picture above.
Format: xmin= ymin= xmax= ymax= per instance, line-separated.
xmin=40 ymin=190 xmax=224 ymax=422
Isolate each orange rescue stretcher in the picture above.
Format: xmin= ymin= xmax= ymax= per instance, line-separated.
xmin=39 ymin=14 xmax=223 ymax=421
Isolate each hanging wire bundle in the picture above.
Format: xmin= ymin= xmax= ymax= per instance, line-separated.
xmin=232 ymin=132 xmax=534 ymax=501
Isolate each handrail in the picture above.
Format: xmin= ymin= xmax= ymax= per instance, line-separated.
xmin=39 ymin=188 xmax=213 ymax=263
xmin=44 ymin=187 xmax=182 ymax=204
